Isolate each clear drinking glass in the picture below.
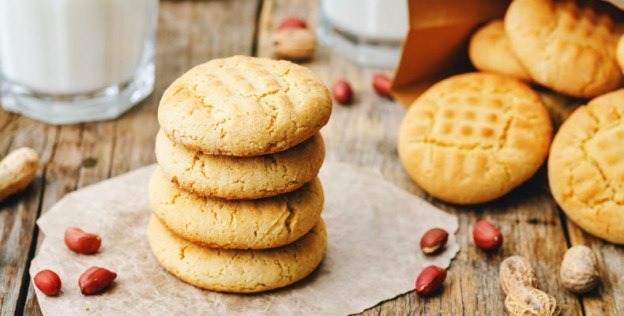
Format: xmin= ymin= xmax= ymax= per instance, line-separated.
xmin=318 ymin=0 xmax=408 ymax=69
xmin=0 ymin=0 xmax=158 ymax=125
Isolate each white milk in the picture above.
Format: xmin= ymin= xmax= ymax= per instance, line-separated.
xmin=320 ymin=0 xmax=408 ymax=42
xmin=0 ymin=0 xmax=157 ymax=95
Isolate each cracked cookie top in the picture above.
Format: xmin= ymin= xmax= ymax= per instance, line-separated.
xmin=158 ymin=55 xmax=332 ymax=156
xmin=549 ymin=89 xmax=624 ymax=244
xmin=505 ymin=0 xmax=624 ymax=98
xmin=398 ymin=72 xmax=552 ymax=204
xmin=148 ymin=167 xmax=324 ymax=249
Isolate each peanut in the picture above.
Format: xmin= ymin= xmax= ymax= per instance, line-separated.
xmin=415 ymin=265 xmax=447 ymax=296
xmin=472 ymin=219 xmax=503 ymax=251
xmin=560 ymin=245 xmax=600 ymax=293
xmin=277 ymin=17 xmax=307 ymax=30
xmin=420 ymin=228 xmax=448 ymax=255
xmin=64 ymin=227 xmax=102 ymax=254
xmin=372 ymin=73 xmax=393 ymax=99
xmin=33 ymin=269 xmax=62 ymax=296
xmin=272 ymin=28 xmax=316 ymax=61
xmin=78 ymin=266 xmax=117 ymax=295
xmin=331 ymin=79 xmax=353 ymax=105
xmin=499 ymin=256 xmax=537 ymax=294
xmin=505 ymin=286 xmax=560 ymax=316
xmin=0 ymin=147 xmax=39 ymax=203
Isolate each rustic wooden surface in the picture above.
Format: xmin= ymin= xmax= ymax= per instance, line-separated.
xmin=0 ymin=0 xmax=622 ymax=315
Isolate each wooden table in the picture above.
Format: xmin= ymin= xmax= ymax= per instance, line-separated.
xmin=1 ymin=0 xmax=622 ymax=315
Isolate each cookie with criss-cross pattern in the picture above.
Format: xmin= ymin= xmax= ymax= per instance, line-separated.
xmin=398 ymin=73 xmax=552 ymax=204
xmin=147 ymin=215 xmax=327 ymax=293
xmin=158 ymin=55 xmax=332 ymax=157
xmin=549 ymin=89 xmax=624 ymax=244
xmin=505 ymin=0 xmax=624 ymax=98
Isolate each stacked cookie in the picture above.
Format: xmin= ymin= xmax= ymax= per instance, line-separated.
xmin=469 ymin=0 xmax=624 ymax=98
xmin=147 ymin=55 xmax=333 ymax=293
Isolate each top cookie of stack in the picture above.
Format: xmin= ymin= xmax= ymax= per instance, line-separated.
xmin=157 ymin=55 xmax=332 ymax=200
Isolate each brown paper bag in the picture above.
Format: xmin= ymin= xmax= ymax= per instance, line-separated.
xmin=392 ymin=0 xmax=624 ymax=107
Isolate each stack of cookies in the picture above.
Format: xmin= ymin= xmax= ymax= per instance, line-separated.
xmin=147 ymin=55 xmax=333 ymax=293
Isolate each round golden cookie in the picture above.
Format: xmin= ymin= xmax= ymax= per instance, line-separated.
xmin=469 ymin=20 xmax=532 ymax=82
xmin=147 ymin=215 xmax=327 ymax=293
xmin=155 ymin=130 xmax=325 ymax=200
xmin=398 ymin=72 xmax=552 ymax=205
xmin=548 ymin=89 xmax=624 ymax=245
xmin=158 ymin=55 xmax=332 ymax=157
xmin=505 ymin=0 xmax=624 ymax=98
xmin=149 ymin=167 xmax=323 ymax=249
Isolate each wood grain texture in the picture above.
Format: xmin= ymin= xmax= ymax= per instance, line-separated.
xmin=0 ymin=0 xmax=622 ymax=315
xmin=0 ymin=116 xmax=55 ymax=316
xmin=10 ymin=1 xmax=260 ymax=315
xmin=257 ymin=0 xmax=621 ymax=315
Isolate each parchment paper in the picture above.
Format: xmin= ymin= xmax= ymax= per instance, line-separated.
xmin=30 ymin=162 xmax=459 ymax=315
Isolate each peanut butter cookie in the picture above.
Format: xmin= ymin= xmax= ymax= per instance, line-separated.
xmin=549 ymin=89 xmax=624 ymax=244
xmin=398 ymin=72 xmax=552 ymax=204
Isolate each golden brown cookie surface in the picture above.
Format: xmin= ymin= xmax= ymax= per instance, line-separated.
xmin=398 ymin=73 xmax=552 ymax=204
xmin=548 ymin=89 xmax=624 ymax=244
xmin=158 ymin=55 xmax=332 ymax=156
xmin=155 ymin=130 xmax=325 ymax=200
xmin=469 ymin=20 xmax=532 ymax=82
xmin=149 ymin=168 xmax=324 ymax=249
xmin=147 ymin=215 xmax=327 ymax=293
xmin=617 ymin=34 xmax=624 ymax=73
xmin=505 ymin=0 xmax=623 ymax=98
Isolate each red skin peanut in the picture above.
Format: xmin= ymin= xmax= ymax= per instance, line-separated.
xmin=372 ymin=73 xmax=393 ymax=99
xmin=64 ymin=227 xmax=101 ymax=254
xmin=277 ymin=17 xmax=307 ymax=30
xmin=473 ymin=219 xmax=503 ymax=251
xmin=415 ymin=265 xmax=447 ymax=296
xmin=34 ymin=270 xmax=62 ymax=296
xmin=420 ymin=228 xmax=449 ymax=255
xmin=331 ymin=79 xmax=353 ymax=105
xmin=78 ymin=266 xmax=117 ymax=295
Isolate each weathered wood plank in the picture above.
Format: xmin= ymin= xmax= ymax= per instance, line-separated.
xmin=256 ymin=0 xmax=594 ymax=315
xmin=4 ymin=0 xmax=621 ymax=315
xmin=20 ymin=1 xmax=261 ymax=315
xmin=0 ymin=116 xmax=56 ymax=316
xmin=21 ymin=121 xmax=118 ymax=316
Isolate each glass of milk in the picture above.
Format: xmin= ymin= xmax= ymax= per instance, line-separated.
xmin=0 ymin=0 xmax=158 ymax=125
xmin=318 ymin=0 xmax=408 ymax=69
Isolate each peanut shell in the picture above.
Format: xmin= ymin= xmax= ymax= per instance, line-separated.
xmin=560 ymin=245 xmax=600 ymax=293
xmin=505 ymin=286 xmax=560 ymax=316
xmin=500 ymin=256 xmax=538 ymax=294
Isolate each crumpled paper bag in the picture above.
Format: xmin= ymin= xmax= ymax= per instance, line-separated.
xmin=30 ymin=162 xmax=459 ymax=315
